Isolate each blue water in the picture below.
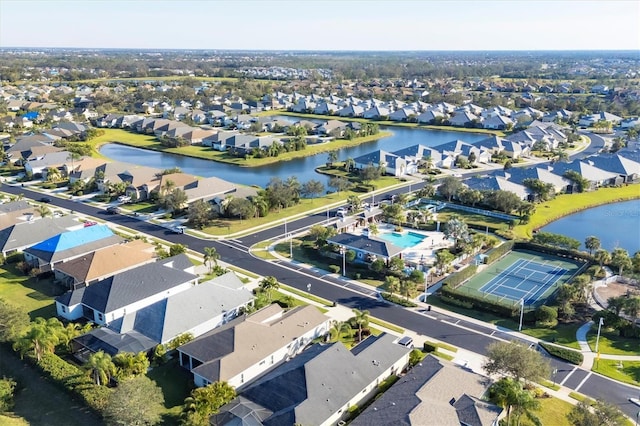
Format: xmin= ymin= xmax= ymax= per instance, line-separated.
xmin=377 ymin=231 xmax=427 ymax=249
xmin=541 ymin=199 xmax=640 ymax=254
xmin=99 ymin=124 xmax=486 ymax=188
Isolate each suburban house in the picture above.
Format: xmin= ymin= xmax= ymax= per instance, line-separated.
xmin=448 ymin=111 xmax=479 ymax=127
xmin=353 ymin=150 xmax=415 ymax=177
xmin=211 ymin=333 xmax=411 ymax=426
xmin=351 ymin=355 xmax=503 ymax=426
xmin=177 ymin=304 xmax=331 ymax=389
xmin=578 ymin=111 xmax=623 ymax=127
xmin=550 ymin=160 xmax=621 ymax=191
xmin=416 ymin=109 xmax=444 ymax=124
xmin=24 ymin=150 xmax=74 ymax=177
xmin=326 ymin=232 xmax=404 ymax=264
xmin=362 ymin=105 xmax=390 ymax=120
xmin=70 ymin=271 xmax=254 ymax=359
xmin=23 ymin=225 xmax=124 ymax=272
xmin=315 ymin=119 xmax=348 ymax=137
xmin=494 ymin=166 xmax=572 ymax=195
xmin=0 ymin=215 xmax=83 ymax=256
xmin=5 ymin=139 xmax=61 ymax=164
xmin=435 ymin=140 xmax=491 ymax=164
xmin=482 ymin=114 xmax=514 ymax=130
xmin=472 ymin=136 xmax=528 ymax=159
xmin=392 ymin=144 xmax=442 ymax=167
xmin=337 ymin=105 xmax=365 ymax=118
xmin=463 ymin=176 xmax=530 ymax=200
xmin=53 ymin=239 xmax=156 ymax=289
xmin=56 ymin=254 xmax=198 ymax=326
xmin=585 ymin=154 xmax=640 ymax=183
xmin=0 ymin=200 xmax=36 ymax=230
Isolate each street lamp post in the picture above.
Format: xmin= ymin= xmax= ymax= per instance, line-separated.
xmin=288 ymin=233 xmax=293 ymax=259
xmin=340 ymin=246 xmax=346 ymax=277
xmin=595 ymin=317 xmax=604 ymax=353
xmin=519 ymin=298 xmax=525 ymax=332
xmin=636 ymin=411 xmax=639 ymax=426
xmin=552 ymin=368 xmax=558 ymax=386
xmin=284 ymin=219 xmax=287 ymax=236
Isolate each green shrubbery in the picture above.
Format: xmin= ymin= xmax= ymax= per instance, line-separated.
xmin=441 ymin=285 xmax=519 ymax=318
xmin=538 ymin=342 xmax=583 ymax=365
xmin=423 ymin=342 xmax=437 ymax=353
xmin=484 ymin=241 xmax=515 ymax=264
xmin=443 ymin=265 xmax=478 ymax=289
xmin=380 ymin=292 xmax=418 ymax=308
xmin=35 ymin=353 xmax=111 ymax=412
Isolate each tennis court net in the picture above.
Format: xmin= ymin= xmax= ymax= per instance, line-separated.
xmin=496 ymin=268 xmax=554 ymax=285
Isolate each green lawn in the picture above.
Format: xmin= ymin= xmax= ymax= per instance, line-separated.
xmin=518 ymin=396 xmax=574 ymax=426
xmin=0 ymin=415 xmax=28 ymax=425
xmin=592 ymin=359 xmax=640 ymax=386
xmin=123 ymin=201 xmax=159 ymax=213
xmin=587 ymin=329 xmax=640 ymax=356
xmin=513 ymin=185 xmax=640 ymax=239
xmin=435 ymin=207 xmax=512 ymax=231
xmin=0 ymin=264 xmax=57 ymax=318
xmin=147 ymin=357 xmax=194 ymax=426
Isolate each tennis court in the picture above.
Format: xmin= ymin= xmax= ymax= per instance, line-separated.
xmin=480 ymin=258 xmax=567 ymax=305
xmin=458 ymin=250 xmax=584 ymax=308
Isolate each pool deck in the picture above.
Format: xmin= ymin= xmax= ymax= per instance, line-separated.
xmin=371 ymin=224 xmax=455 ymax=268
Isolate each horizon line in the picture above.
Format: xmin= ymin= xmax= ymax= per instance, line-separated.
xmin=1 ymin=46 xmax=639 ymax=54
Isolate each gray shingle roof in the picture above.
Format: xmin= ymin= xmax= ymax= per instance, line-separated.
xmin=327 ymin=233 xmax=403 ymax=258
xmin=352 ymin=355 xmax=502 ymax=426
xmin=118 ymin=272 xmax=253 ymax=344
xmin=0 ymin=215 xmax=81 ymax=253
xmin=215 ymin=333 xmax=410 ymax=426
xmin=56 ymin=254 xmax=198 ymax=315
xmin=73 ymin=327 xmax=157 ymax=356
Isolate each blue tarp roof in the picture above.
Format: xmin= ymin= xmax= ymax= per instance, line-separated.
xmin=30 ymin=225 xmax=114 ymax=253
xmin=23 ymin=112 xmax=39 ymax=120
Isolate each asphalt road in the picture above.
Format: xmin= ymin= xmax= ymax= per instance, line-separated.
xmin=4 ymin=179 xmax=638 ymax=417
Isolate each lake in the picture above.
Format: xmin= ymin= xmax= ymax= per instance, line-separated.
xmin=541 ymin=199 xmax=640 ymax=254
xmin=99 ymin=124 xmax=486 ymax=187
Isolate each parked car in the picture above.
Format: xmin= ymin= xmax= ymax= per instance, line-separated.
xmin=397 ymin=336 xmax=414 ymax=348
xmin=171 ymin=226 xmax=186 ymax=234
xmin=38 ymin=197 xmax=52 ymax=203
xmin=336 ymin=208 xmax=348 ymax=217
xmin=118 ymin=195 xmax=131 ymax=203
xmin=105 ymin=206 xmax=121 ymax=215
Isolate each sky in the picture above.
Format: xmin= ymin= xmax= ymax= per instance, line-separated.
xmin=1 ymin=0 xmax=639 ymax=51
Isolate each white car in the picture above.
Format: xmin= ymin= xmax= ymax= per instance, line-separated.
xmin=336 ymin=208 xmax=348 ymax=217
xmin=118 ymin=195 xmax=132 ymax=203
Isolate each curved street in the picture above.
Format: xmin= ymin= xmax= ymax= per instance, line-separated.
xmin=2 ymin=180 xmax=638 ymax=418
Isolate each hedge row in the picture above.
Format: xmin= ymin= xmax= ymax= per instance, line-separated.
xmin=443 ymin=265 xmax=478 ymax=289
xmin=513 ymin=241 xmax=592 ymax=263
xmin=441 ymin=285 xmax=519 ymax=318
xmin=484 ymin=240 xmax=515 ymax=264
xmin=538 ymin=342 xmax=584 ymax=365
xmin=36 ymin=352 xmax=112 ymax=412
xmin=440 ymin=294 xmax=473 ymax=309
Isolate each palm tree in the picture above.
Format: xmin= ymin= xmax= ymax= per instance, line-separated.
xmin=512 ymin=387 xmax=541 ymax=426
xmin=329 ymin=320 xmax=351 ymax=342
xmin=12 ymin=317 xmax=61 ymax=362
xmin=490 ymin=377 xmax=522 ymax=426
xmin=327 ymin=150 xmax=338 ymax=167
xmin=594 ymin=249 xmax=611 ymax=273
xmin=259 ymin=276 xmax=279 ymax=302
xmin=384 ymin=275 xmax=400 ymax=296
xmin=86 ymin=350 xmax=117 ymax=386
xmin=344 ymin=157 xmax=355 ymax=172
xmin=36 ymin=204 xmax=51 ymax=218
xmin=46 ymin=167 xmax=62 ymax=183
xmin=181 ymin=381 xmax=236 ymax=426
xmin=624 ymin=297 xmax=640 ymax=326
xmin=161 ymin=179 xmax=175 ymax=197
xmin=368 ymin=223 xmax=379 ymax=236
xmin=113 ymin=351 xmax=150 ymax=379
xmin=203 ymin=247 xmax=220 ymax=273
xmin=584 ymin=236 xmax=601 ymax=256
xmin=351 ymin=308 xmax=370 ymax=342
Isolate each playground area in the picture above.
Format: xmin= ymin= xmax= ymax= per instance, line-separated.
xmin=456 ymin=250 xmax=584 ymax=309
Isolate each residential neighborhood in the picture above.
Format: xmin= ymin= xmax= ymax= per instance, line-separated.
xmin=0 ymin=20 xmax=639 ymax=426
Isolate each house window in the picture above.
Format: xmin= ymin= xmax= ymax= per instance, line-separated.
xmin=97 ymin=313 xmax=104 ymax=322
xmin=61 ymin=306 xmax=66 ymax=313
xmin=241 ymin=374 xmax=244 ymax=384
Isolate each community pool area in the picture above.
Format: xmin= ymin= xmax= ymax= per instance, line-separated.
xmin=378 ymin=231 xmax=427 ymax=249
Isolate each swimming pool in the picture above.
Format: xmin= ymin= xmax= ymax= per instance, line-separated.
xmin=377 ymin=231 xmax=427 ymax=249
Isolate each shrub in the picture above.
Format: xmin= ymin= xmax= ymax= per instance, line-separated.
xmin=535 ymin=306 xmax=558 ymax=325
xmin=5 ymin=253 xmax=24 ymax=264
xmin=440 ymin=294 xmax=474 ymax=309
xmin=538 ymin=342 xmax=583 ymax=365
xmin=443 ymin=265 xmax=478 ymax=289
xmin=484 ymin=241 xmax=515 ymax=264
xmin=440 ymin=286 xmax=518 ymax=317
xmin=380 ymin=292 xmax=418 ymax=308
xmin=328 ymin=265 xmax=341 ymax=274
xmin=36 ymin=352 xmax=110 ymax=413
